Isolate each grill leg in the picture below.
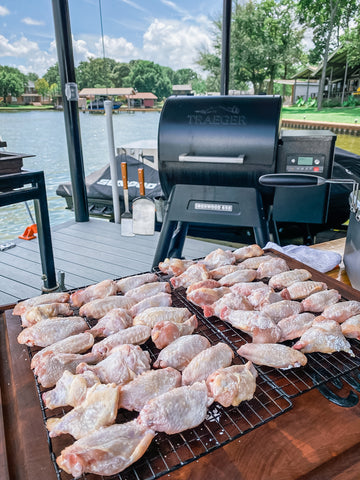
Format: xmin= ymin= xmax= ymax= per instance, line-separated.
xmin=152 ymin=219 xmax=178 ymax=269
xmin=168 ymin=222 xmax=189 ymax=258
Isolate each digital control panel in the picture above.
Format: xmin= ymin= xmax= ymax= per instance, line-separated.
xmin=285 ymin=154 xmax=325 ymax=173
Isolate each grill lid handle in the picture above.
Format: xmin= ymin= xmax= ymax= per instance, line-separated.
xmin=259 ymin=173 xmax=326 ymax=187
xmin=179 ymin=153 xmax=245 ymax=164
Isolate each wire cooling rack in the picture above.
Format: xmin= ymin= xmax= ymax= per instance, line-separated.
xmin=27 ymin=290 xmax=292 ymax=480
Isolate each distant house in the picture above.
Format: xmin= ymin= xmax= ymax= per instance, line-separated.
xmin=128 ymin=92 xmax=158 ymax=108
xmin=291 ymin=49 xmax=360 ymax=104
xmin=10 ymin=80 xmax=42 ymax=105
xmin=79 ymin=87 xmax=135 ymax=108
xmin=172 ymin=85 xmax=193 ymax=96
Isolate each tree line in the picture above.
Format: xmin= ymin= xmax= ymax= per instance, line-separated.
xmin=0 ymin=59 xmax=205 ymax=105
xmin=1 ymin=0 xmax=359 ymax=109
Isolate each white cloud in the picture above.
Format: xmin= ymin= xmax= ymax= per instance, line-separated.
xmin=21 ymin=17 xmax=45 ymax=26
xmin=121 ymin=0 xmax=148 ymax=13
xmin=0 ymin=5 xmax=9 ymax=16
xmin=142 ymin=18 xmax=213 ymax=71
xmin=0 ymin=34 xmax=56 ymax=75
xmin=94 ymin=35 xmax=139 ymax=62
xmin=0 ymin=34 xmax=40 ymax=57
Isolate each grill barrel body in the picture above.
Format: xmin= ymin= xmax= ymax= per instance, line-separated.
xmin=158 ymin=95 xmax=282 ymax=198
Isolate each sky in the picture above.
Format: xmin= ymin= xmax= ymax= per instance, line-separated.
xmin=0 ymin=0 xmax=222 ymax=77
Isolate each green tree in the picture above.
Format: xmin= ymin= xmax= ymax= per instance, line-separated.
xmin=44 ymin=63 xmax=61 ymax=87
xmin=27 ymin=72 xmax=39 ymax=82
xmin=0 ymin=66 xmax=26 ymax=103
xmin=35 ymin=78 xmax=49 ymax=98
xmin=197 ymin=0 xmax=305 ymax=95
xmin=341 ymin=18 xmax=360 ymax=69
xmin=109 ymin=62 xmax=130 ymax=87
xmin=297 ymin=0 xmax=359 ymax=109
xmin=76 ymin=57 xmax=117 ymax=89
xmin=49 ymin=83 xmax=60 ymax=104
xmin=173 ymin=68 xmax=198 ymax=85
xmin=128 ymin=60 xmax=172 ymax=99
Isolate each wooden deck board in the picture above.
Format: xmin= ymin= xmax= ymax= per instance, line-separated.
xmin=0 ymin=218 xmax=228 ymax=305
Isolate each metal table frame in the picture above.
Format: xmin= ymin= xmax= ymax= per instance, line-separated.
xmin=0 ymin=170 xmax=57 ymax=291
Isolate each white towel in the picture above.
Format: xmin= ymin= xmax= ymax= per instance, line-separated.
xmin=264 ymin=242 xmax=342 ymax=273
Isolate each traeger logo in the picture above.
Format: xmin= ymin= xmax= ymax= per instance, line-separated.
xmin=188 ymin=106 xmax=247 ymax=126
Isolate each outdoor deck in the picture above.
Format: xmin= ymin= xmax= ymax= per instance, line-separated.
xmin=0 ymin=218 xmax=229 ymax=307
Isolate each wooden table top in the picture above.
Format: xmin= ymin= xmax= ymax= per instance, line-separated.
xmin=1 ymin=242 xmax=360 ymax=480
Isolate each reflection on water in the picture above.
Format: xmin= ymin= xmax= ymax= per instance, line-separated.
xmin=0 ymin=110 xmax=160 ymax=241
xmin=0 ymin=111 xmax=359 ymax=242
xmin=335 ymin=134 xmax=360 ymax=155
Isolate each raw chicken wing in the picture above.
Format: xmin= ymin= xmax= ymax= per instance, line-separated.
xmin=247 ymin=286 xmax=282 ymax=309
xmin=261 ymin=300 xmax=303 ymax=323
xmin=13 ymin=292 xmax=70 ymax=316
xmin=293 ymin=319 xmax=354 ymax=356
xmin=186 ymin=279 xmax=221 ymax=293
xmin=46 ymin=383 xmax=119 ymax=439
xmin=92 ymin=325 xmax=151 ymax=357
xmin=256 ymin=257 xmax=289 ymax=279
xmin=21 ymin=302 xmax=73 ymax=327
xmin=320 ymin=300 xmax=360 ymax=323
xmin=124 ymin=281 xmax=170 ymax=301
xmin=42 ymin=370 xmax=100 ymax=410
xmin=278 ymin=313 xmax=315 ymax=341
xmin=79 ymin=296 xmax=136 ymax=319
xmin=56 ymin=420 xmax=155 ymax=477
xmin=116 ymin=272 xmax=158 ymax=293
xmin=158 ymin=257 xmax=194 ymax=276
xmin=17 ymin=317 xmax=88 ymax=347
xmin=233 ymin=244 xmax=264 ymax=261
xmin=341 ymin=315 xmax=360 ymax=339
xmin=269 ymin=269 xmax=312 ymax=290
xmin=238 ymin=343 xmax=307 ymax=369
xmin=153 ymin=334 xmax=210 ymax=370
xmin=230 ymin=281 xmax=267 ymax=296
xmin=182 ymin=342 xmax=234 ymax=385
xmin=301 ymin=289 xmax=341 ymax=313
xmin=209 ymin=265 xmax=241 ymax=280
xmin=206 ymin=361 xmax=257 ymax=407
xmin=30 ymin=331 xmax=94 ymax=370
xmin=199 ymin=248 xmax=236 ymax=270
xmin=238 ymin=255 xmax=273 ymax=270
xmin=138 ymin=381 xmax=213 ymax=434
xmin=170 ymin=263 xmax=209 ymax=289
xmin=70 ymin=279 xmax=118 ymax=308
xmin=218 ymin=269 xmax=257 ymax=286
xmin=129 ymin=292 xmax=172 ymax=317
xmin=89 ymin=308 xmax=133 ymax=337
xmin=203 ymin=292 xmax=253 ymax=318
xmin=281 ymin=281 xmax=327 ymax=300
xmin=222 ymin=308 xmax=281 ymax=343
xmin=77 ymin=344 xmax=151 ymax=384
xmin=133 ymin=306 xmax=192 ymax=328
xmin=34 ymin=351 xmax=100 ymax=388
xmin=151 ymin=315 xmax=198 ymax=349
xmin=118 ymin=367 xmax=182 ymax=411
xmin=186 ymin=286 xmax=230 ymax=307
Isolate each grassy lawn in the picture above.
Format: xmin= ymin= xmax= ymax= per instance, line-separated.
xmin=282 ymin=106 xmax=360 ymax=124
xmin=0 ymin=104 xmax=54 ymax=111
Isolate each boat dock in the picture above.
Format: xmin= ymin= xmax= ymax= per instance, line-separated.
xmin=0 ymin=218 xmax=229 ymax=307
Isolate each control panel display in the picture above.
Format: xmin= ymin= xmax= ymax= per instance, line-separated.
xmin=286 ymin=154 xmax=325 ymax=173
xmin=298 ymin=156 xmax=314 ymax=166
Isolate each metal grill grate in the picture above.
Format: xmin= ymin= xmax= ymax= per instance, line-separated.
xmin=158 ymin=259 xmax=360 ymax=399
xmin=27 ymin=290 xmax=292 ymax=480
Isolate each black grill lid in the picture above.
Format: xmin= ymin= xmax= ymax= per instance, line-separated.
xmin=158 ymin=95 xmax=282 ymax=197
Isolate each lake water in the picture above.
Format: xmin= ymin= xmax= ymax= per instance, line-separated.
xmin=0 ymin=110 xmax=160 ymax=241
xmin=1 ymin=110 xmax=360 ymax=242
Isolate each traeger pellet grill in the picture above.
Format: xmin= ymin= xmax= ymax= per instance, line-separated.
xmin=152 ymin=95 xmax=336 ymax=267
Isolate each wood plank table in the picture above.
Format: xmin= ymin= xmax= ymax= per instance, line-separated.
xmin=1 ymin=240 xmax=360 ymax=480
